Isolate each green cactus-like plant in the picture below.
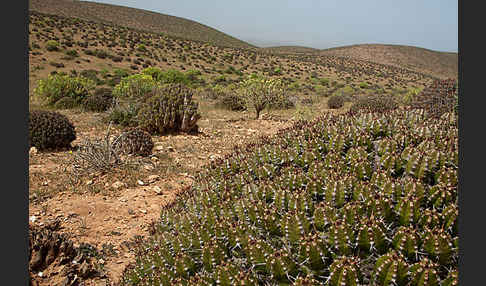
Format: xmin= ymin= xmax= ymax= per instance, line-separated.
xmin=137 ymin=84 xmax=201 ymax=134
xmin=297 ymin=234 xmax=328 ymax=272
xmin=371 ymin=251 xmax=409 ymax=286
xmin=395 ymin=195 xmax=421 ymax=226
xmin=392 ymin=226 xmax=420 ymax=261
xmin=421 ymin=228 xmax=455 ymax=265
xmin=120 ymin=109 xmax=458 ymax=284
xmin=427 ymin=184 xmax=455 ymax=209
xmin=293 ymin=275 xmax=321 ymax=286
xmin=328 ymin=220 xmax=355 ymax=256
xmin=408 ymin=258 xmax=440 ymax=286
xmin=266 ymin=250 xmax=297 ymax=282
xmin=328 ymin=256 xmax=361 ymax=286
xmin=442 ymin=204 xmax=458 ymax=235
xmin=356 ymin=216 xmax=388 ymax=254
xmin=418 ymin=209 xmax=442 ymax=230
xmin=312 ymin=202 xmax=337 ymax=231
xmin=441 ymin=270 xmax=458 ymax=286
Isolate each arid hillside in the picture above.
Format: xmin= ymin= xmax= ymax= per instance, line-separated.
xmin=29 ymin=0 xmax=255 ymax=49
xmin=262 ymin=45 xmax=321 ymax=54
xmin=319 ymin=44 xmax=458 ymax=79
xmin=29 ymin=0 xmax=457 ymax=80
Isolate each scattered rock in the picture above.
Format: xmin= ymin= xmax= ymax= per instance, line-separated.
xmin=137 ymin=180 xmax=145 ymax=186
xmin=143 ymin=164 xmax=155 ymax=171
xmin=152 ymin=186 xmax=163 ymax=195
xmin=111 ymin=181 xmax=126 ymax=190
xmin=154 ymin=145 xmax=165 ymax=152
xmin=86 ymin=180 xmax=93 ymax=185
xmin=147 ymin=175 xmax=160 ymax=184
xmin=29 ymin=147 xmax=38 ymax=155
xmin=56 ymin=277 xmax=69 ymax=286
xmin=140 ymin=209 xmax=147 ymax=214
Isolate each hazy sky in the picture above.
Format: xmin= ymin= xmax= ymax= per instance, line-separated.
xmin=84 ymin=0 xmax=458 ymax=52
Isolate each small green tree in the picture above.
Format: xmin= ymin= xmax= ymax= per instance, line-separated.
xmin=239 ymin=76 xmax=286 ymax=119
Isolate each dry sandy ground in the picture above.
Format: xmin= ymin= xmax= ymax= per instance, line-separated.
xmin=29 ymin=109 xmax=294 ymax=285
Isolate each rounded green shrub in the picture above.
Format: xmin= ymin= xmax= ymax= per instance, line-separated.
xmin=106 ymin=100 xmax=140 ymax=127
xmin=34 ymin=74 xmax=95 ymax=106
xmin=45 ymin=40 xmax=59 ymax=51
xmin=141 ymin=66 xmax=164 ymax=81
xmin=349 ymin=95 xmax=398 ymax=114
xmin=112 ymin=74 xmax=159 ymax=100
xmin=328 ymin=94 xmax=345 ymax=109
xmin=267 ymin=94 xmax=296 ymax=110
xmin=65 ymin=49 xmax=78 ymax=57
xmin=54 ymin=97 xmax=77 ymax=109
xmin=82 ymin=88 xmax=113 ymax=112
xmin=29 ymin=110 xmax=76 ymax=150
xmin=215 ymin=90 xmax=246 ymax=111
xmin=113 ymin=128 xmax=154 ymax=157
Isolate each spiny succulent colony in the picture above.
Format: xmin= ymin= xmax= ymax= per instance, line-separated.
xmin=122 ymin=108 xmax=457 ymax=285
xmin=411 ymin=78 xmax=458 ymax=118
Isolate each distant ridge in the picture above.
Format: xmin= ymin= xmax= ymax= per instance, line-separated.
xmin=263 ymin=43 xmax=457 ymax=79
xmin=29 ymin=0 xmax=256 ymax=49
xmin=318 ymin=44 xmax=458 ymax=79
xmin=261 ymin=46 xmax=320 ymax=54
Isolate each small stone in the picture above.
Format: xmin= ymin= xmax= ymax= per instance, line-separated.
xmin=154 ymin=145 xmax=165 ymax=152
xmin=167 ymin=146 xmax=175 ymax=152
xmin=42 ymin=181 xmax=49 ymax=186
xmin=147 ymin=175 xmax=160 ymax=184
xmin=86 ymin=180 xmax=93 ymax=185
xmin=29 ymin=216 xmax=37 ymax=223
xmin=112 ymin=181 xmax=126 ymax=190
xmin=137 ymin=180 xmax=145 ymax=186
xmin=152 ymin=186 xmax=163 ymax=195
xmin=96 ymin=280 xmax=108 ymax=286
xmin=56 ymin=276 xmax=69 ymax=286
xmin=29 ymin=147 xmax=38 ymax=155
xmin=143 ymin=164 xmax=154 ymax=171
xmin=140 ymin=209 xmax=147 ymax=214
xmin=37 ymin=272 xmax=43 ymax=277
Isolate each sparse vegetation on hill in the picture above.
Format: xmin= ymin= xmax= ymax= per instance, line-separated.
xmin=319 ymin=44 xmax=458 ymax=80
xmin=29 ymin=0 xmax=255 ymax=49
